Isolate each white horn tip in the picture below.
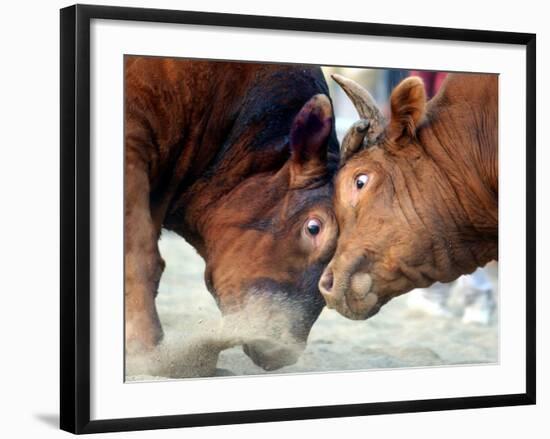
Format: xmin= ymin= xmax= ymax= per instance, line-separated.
xmin=331 ymin=73 xmax=345 ymax=84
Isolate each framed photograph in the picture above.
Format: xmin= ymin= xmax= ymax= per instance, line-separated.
xmin=60 ymin=4 xmax=536 ymax=434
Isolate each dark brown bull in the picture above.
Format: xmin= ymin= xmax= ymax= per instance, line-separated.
xmin=318 ymin=73 xmax=497 ymax=320
xmin=125 ymin=57 xmax=339 ymax=370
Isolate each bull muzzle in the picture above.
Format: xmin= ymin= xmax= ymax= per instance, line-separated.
xmin=319 ymin=262 xmax=380 ymax=320
xmin=219 ymin=289 xmax=319 ymax=371
xmin=243 ymin=339 xmax=305 ymax=371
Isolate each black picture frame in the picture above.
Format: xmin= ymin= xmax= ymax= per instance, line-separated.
xmin=60 ymin=4 xmax=536 ymax=434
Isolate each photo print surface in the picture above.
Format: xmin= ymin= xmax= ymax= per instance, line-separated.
xmin=124 ymin=56 xmax=498 ymax=381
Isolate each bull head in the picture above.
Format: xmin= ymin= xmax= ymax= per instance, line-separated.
xmin=202 ymin=94 xmax=339 ymax=369
xmin=319 ymin=73 xmax=496 ymax=320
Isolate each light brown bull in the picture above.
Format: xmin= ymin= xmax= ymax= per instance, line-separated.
xmin=319 ymin=73 xmax=497 ymax=319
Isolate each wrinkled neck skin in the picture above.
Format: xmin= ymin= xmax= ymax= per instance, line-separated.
xmin=412 ymin=75 xmax=498 ymax=281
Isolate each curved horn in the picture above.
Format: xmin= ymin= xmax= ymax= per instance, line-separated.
xmin=340 ymin=119 xmax=370 ymax=162
xmin=332 ymin=74 xmax=386 ymax=155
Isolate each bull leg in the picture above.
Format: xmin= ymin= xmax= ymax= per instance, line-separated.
xmin=124 ymin=159 xmax=164 ymax=353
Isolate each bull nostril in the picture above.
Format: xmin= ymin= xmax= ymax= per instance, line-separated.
xmin=319 ymin=270 xmax=334 ymax=294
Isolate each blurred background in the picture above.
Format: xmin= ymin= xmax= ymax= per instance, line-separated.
xmin=127 ymin=67 xmax=498 ymax=381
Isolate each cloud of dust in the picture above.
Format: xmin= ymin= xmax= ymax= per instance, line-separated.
xmin=125 ymin=289 xmax=307 ymax=379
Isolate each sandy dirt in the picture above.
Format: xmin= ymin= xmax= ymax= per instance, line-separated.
xmin=126 ymin=232 xmax=498 ymax=381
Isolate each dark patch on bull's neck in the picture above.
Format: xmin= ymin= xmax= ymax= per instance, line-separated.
xmin=165 ymin=64 xmax=339 ymax=234
xmin=204 ymin=66 xmax=333 ymax=176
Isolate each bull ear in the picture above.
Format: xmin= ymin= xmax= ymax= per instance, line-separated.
xmin=388 ymin=76 xmax=427 ymax=142
xmin=289 ymin=94 xmax=333 ymax=175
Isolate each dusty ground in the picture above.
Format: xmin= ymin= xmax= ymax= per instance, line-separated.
xmin=126 ymin=232 xmax=498 ymax=381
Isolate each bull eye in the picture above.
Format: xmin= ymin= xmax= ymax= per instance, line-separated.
xmin=355 ymin=174 xmax=369 ymax=189
xmin=306 ymin=218 xmax=322 ymax=236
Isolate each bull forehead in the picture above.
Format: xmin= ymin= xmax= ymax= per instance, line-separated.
xmin=334 ymin=146 xmax=440 ymax=246
xmin=336 ymin=147 xmax=454 ymax=254
xmin=240 ymin=178 xmax=334 ymax=235
xmin=336 ymin=141 xmax=434 ymax=199
xmin=336 ymin=150 xmax=385 ymax=203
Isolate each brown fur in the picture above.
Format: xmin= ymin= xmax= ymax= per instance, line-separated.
xmin=319 ymin=73 xmax=497 ymax=320
xmin=124 ymin=57 xmax=339 ymax=369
